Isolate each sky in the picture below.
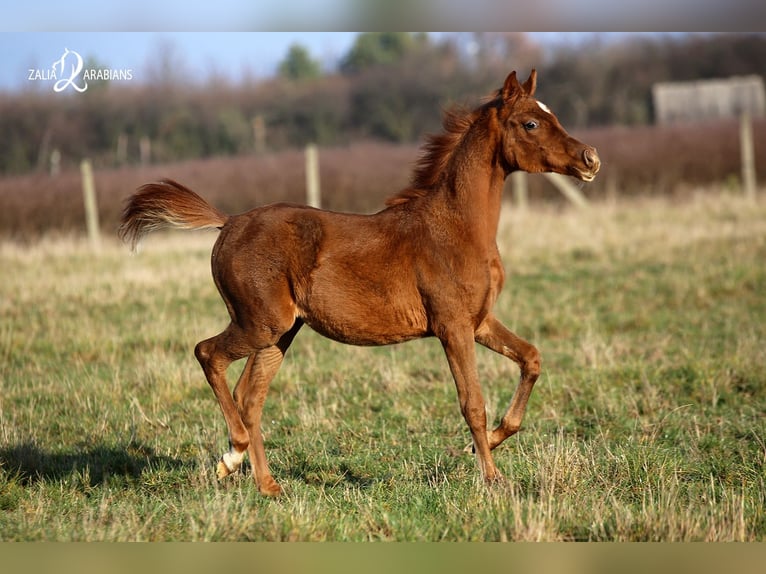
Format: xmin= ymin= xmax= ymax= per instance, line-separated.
xmin=0 ymin=33 xmax=363 ymax=91
xmin=1 ymin=0 xmax=763 ymax=93
xmin=2 ymin=0 xmax=763 ymax=32
xmin=0 ymin=32 xmax=681 ymax=93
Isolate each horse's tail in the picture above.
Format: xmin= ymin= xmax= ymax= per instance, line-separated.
xmin=119 ymin=179 xmax=229 ymax=251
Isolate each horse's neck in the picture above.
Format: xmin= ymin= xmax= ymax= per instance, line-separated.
xmin=440 ymin=129 xmax=505 ymax=248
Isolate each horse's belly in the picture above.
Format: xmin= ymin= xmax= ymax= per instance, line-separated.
xmin=298 ymin=289 xmax=429 ymax=346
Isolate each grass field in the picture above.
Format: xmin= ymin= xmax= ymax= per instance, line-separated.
xmin=1 ymin=191 xmax=764 ymax=541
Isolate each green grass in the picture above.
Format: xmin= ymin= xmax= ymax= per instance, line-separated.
xmin=1 ymin=192 xmax=765 ymax=541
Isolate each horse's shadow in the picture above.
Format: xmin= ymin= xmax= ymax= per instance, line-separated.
xmin=0 ymin=441 xmax=184 ymax=487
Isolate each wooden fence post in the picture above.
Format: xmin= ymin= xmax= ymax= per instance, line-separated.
xmin=80 ymin=159 xmax=101 ymax=251
xmin=116 ymin=133 xmax=128 ymax=165
xmin=50 ymin=149 xmax=61 ymax=177
xmin=252 ymin=115 xmax=266 ymax=154
xmin=543 ymin=172 xmax=589 ymax=209
xmin=139 ymin=136 xmax=151 ymax=166
xmin=511 ymin=170 xmax=528 ymax=211
xmin=305 ymin=143 xmax=321 ymax=209
xmin=740 ymin=112 xmax=757 ymax=202
xmin=606 ymin=168 xmax=618 ymax=205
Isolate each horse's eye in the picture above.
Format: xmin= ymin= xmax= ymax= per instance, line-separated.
xmin=523 ymin=121 xmax=539 ymax=131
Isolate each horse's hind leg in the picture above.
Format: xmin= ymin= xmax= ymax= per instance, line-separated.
xmin=474 ymin=314 xmax=541 ymax=450
xmin=194 ymin=324 xmax=254 ymax=479
xmin=233 ymin=321 xmax=302 ymax=497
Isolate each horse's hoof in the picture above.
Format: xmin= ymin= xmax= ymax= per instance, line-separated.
xmin=216 ymin=460 xmax=233 ymax=480
xmin=216 ymin=450 xmax=245 ymax=479
xmin=259 ymin=478 xmax=282 ymax=497
xmin=484 ymin=473 xmax=506 ymax=486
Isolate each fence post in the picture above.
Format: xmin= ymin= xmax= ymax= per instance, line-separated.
xmin=50 ymin=149 xmax=61 ymax=177
xmin=740 ymin=112 xmax=757 ymax=202
xmin=606 ymin=168 xmax=618 ymax=205
xmin=80 ymin=158 xmax=101 ymax=251
xmin=252 ymin=115 xmax=266 ymax=154
xmin=116 ymin=133 xmax=128 ymax=165
xmin=305 ymin=143 xmax=321 ymax=208
xmin=543 ymin=172 xmax=589 ymax=209
xmin=139 ymin=136 xmax=152 ymax=166
xmin=511 ymin=171 xmax=528 ymax=211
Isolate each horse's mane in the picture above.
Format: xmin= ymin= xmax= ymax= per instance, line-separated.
xmin=386 ymin=94 xmax=498 ymax=207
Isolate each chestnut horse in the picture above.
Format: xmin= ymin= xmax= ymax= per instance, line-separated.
xmin=119 ymin=70 xmax=600 ymax=496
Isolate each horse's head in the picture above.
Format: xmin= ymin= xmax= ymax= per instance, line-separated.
xmin=495 ymin=70 xmax=600 ymax=182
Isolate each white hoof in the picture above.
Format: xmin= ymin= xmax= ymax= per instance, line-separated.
xmin=216 ymin=449 xmax=245 ymax=479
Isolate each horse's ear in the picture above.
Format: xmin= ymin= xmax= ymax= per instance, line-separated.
xmin=522 ymin=69 xmax=537 ymax=97
xmin=501 ymin=71 xmax=522 ymax=101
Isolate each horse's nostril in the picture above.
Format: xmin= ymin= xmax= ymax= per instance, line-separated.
xmin=583 ymin=148 xmax=600 ymax=170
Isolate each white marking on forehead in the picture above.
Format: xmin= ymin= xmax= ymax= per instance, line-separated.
xmin=536 ymin=100 xmax=551 ymax=114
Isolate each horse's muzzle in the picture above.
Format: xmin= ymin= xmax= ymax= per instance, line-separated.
xmin=575 ymin=146 xmax=600 ymax=182
xmin=583 ymin=147 xmax=600 ymax=175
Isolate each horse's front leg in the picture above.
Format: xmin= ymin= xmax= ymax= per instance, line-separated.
xmin=440 ymin=328 xmax=503 ymax=484
xmin=474 ymin=314 xmax=541 ymax=450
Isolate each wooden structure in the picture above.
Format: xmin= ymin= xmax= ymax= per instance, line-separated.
xmin=652 ymin=75 xmax=765 ymax=125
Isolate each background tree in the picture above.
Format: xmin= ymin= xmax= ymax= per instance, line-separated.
xmin=339 ymin=32 xmax=425 ymax=75
xmin=1 ymin=33 xmax=764 ymax=174
xmin=278 ymin=44 xmax=321 ymax=81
